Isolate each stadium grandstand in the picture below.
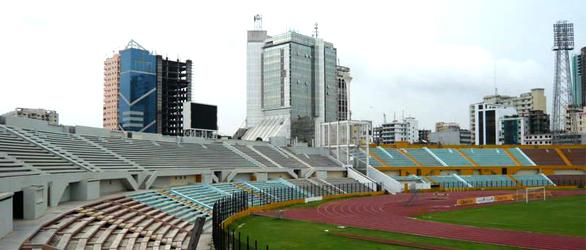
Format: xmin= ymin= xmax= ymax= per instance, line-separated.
xmin=0 ymin=116 xmax=584 ymax=249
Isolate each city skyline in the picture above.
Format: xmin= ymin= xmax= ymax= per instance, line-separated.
xmin=1 ymin=0 xmax=585 ymax=134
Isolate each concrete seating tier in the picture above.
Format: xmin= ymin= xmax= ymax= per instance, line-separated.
xmin=252 ymin=146 xmax=305 ymax=168
xmin=0 ymin=154 xmax=39 ymax=178
xmin=84 ymin=136 xmax=256 ymax=170
xmin=520 ymin=149 xmax=565 ymax=165
xmin=130 ymin=192 xmax=209 ymax=221
xmin=233 ymin=144 xmax=279 ymax=167
xmin=26 ymin=130 xmax=141 ymax=171
xmin=23 ymin=196 xmax=194 ymax=250
xmin=561 ymin=148 xmax=586 ymax=165
xmin=459 ymin=149 xmax=515 ymax=166
xmin=460 ymin=175 xmax=516 ymax=187
xmin=429 ymin=175 xmax=468 ymax=188
xmin=294 ymin=153 xmax=341 ymax=168
xmin=405 ymin=149 xmax=442 ymax=166
xmin=0 ymin=126 xmax=84 ymax=174
xmin=350 ymin=149 xmax=383 ymax=167
xmin=428 ymin=149 xmax=473 ymax=166
xmin=512 ymin=174 xmax=554 ymax=186
xmin=507 ymin=148 xmax=535 ymax=166
xmin=372 ymin=148 xmax=416 ymax=166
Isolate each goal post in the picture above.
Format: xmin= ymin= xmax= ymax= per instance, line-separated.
xmin=516 ymin=186 xmax=547 ymax=203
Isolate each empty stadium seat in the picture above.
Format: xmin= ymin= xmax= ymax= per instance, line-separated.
xmin=561 ymin=148 xmax=586 ymax=165
xmin=521 ymin=149 xmax=565 ymax=165
xmin=405 ymin=149 xmax=442 ymax=166
xmin=460 ymin=175 xmax=516 ymax=187
xmin=428 ymin=149 xmax=473 ymax=166
xmin=429 ymin=175 xmax=468 ymax=188
xmin=507 ymin=148 xmax=535 ymax=166
xmin=459 ymin=148 xmax=515 ymax=166
xmin=372 ymin=147 xmax=416 ymax=166
xmin=512 ymin=174 xmax=554 ymax=186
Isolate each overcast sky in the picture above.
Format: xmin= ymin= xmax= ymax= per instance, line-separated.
xmin=1 ymin=0 xmax=585 ymax=134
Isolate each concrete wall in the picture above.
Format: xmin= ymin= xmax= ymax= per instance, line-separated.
xmin=23 ymin=185 xmax=47 ymax=219
xmin=268 ymin=172 xmax=292 ymax=180
xmin=100 ymin=179 xmax=127 ymax=196
xmin=0 ymin=193 xmax=13 ymax=239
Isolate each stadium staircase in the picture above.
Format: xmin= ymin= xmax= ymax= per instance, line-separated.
xmin=503 ymin=149 xmax=522 ymax=166
xmin=554 ymin=148 xmax=573 ymax=166
xmin=455 ymin=149 xmax=479 ymax=166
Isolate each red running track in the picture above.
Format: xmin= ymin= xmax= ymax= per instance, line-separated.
xmin=257 ymin=190 xmax=586 ymax=250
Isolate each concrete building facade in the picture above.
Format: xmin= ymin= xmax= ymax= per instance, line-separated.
xmin=571 ymin=47 xmax=585 ymax=107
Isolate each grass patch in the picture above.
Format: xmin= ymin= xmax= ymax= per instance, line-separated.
xmin=232 ymin=215 xmax=518 ymax=250
xmin=418 ymin=195 xmax=586 ymax=237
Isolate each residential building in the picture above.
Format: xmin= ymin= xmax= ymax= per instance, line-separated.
xmin=3 ymin=108 xmax=59 ymax=125
xmin=104 ymin=40 xmax=193 ymax=136
xmin=103 ymin=54 xmax=120 ymax=130
xmin=336 ymin=65 xmax=352 ymax=121
xmin=470 ymin=103 xmax=516 ymax=145
xmin=374 ymin=117 xmax=419 ymax=144
xmin=243 ymin=17 xmax=339 ymax=145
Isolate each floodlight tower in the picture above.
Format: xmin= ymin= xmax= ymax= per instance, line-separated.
xmin=551 ymin=20 xmax=574 ymax=140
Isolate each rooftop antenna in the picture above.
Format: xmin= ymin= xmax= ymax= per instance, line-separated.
xmin=401 ymin=110 xmax=405 ymax=120
xmin=383 ymin=113 xmax=387 ymax=124
xmin=313 ymin=22 xmax=319 ymax=38
xmin=254 ymin=14 xmax=262 ymax=30
xmin=393 ymin=112 xmax=397 ymax=121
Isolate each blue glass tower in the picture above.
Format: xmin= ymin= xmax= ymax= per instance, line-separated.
xmin=118 ymin=41 xmax=157 ymax=133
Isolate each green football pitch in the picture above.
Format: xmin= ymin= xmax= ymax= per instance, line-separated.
xmin=232 ymin=215 xmax=518 ymax=250
xmin=418 ymin=195 xmax=586 ymax=237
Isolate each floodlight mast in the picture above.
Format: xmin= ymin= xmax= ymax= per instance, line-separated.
xmin=551 ymin=21 xmax=575 ymax=142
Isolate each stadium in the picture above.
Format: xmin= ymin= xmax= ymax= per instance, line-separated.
xmin=0 ymin=116 xmax=584 ymax=250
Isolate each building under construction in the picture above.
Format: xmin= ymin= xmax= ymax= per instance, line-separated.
xmin=156 ymin=56 xmax=192 ymax=136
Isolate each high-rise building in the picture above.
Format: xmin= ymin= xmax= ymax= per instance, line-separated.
xmin=3 ymin=108 xmax=59 ymax=125
xmin=571 ymin=47 xmax=585 ymax=107
xmin=118 ymin=41 xmax=158 ymax=133
xmin=336 ymin=66 xmax=352 ymax=121
xmin=469 ymin=88 xmax=546 ymax=143
xmin=103 ymin=54 xmax=120 ymax=130
xmin=374 ymin=117 xmax=419 ymax=144
xmin=470 ymin=103 xmax=516 ymax=145
xmin=243 ymin=17 xmax=339 ymax=144
xmin=103 ymin=40 xmax=193 ymax=136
